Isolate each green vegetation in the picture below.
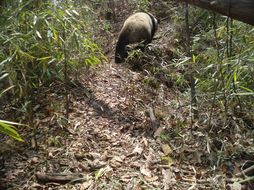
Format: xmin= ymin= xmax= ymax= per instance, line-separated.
xmin=171 ymin=6 xmax=254 ymax=128
xmin=0 ymin=119 xmax=26 ymax=142
xmin=0 ymin=0 xmax=105 ymax=140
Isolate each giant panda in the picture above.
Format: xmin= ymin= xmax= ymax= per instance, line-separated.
xmin=115 ymin=12 xmax=159 ymax=63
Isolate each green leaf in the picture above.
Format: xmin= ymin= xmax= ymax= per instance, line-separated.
xmin=0 ymin=120 xmax=25 ymax=142
xmin=239 ymin=86 xmax=254 ymax=92
xmin=233 ymin=70 xmax=237 ymax=84
xmin=37 ymin=56 xmax=52 ymax=61
xmin=192 ymin=54 xmax=196 ymax=63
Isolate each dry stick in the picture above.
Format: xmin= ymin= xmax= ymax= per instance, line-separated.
xmin=236 ymin=164 xmax=254 ymax=177
xmin=232 ymin=55 xmax=243 ymax=111
xmin=185 ymin=2 xmax=198 ymax=124
xmin=147 ymin=106 xmax=160 ymax=129
xmin=223 ymin=1 xmax=233 ymax=115
xmin=208 ymin=14 xmax=220 ymax=131
xmin=28 ymin=86 xmax=37 ymax=149
xmin=63 ymin=24 xmax=69 ymax=119
xmin=229 ymin=18 xmax=233 ymax=58
xmin=226 ymin=0 xmax=232 ymax=58
xmin=238 ymin=176 xmax=254 ymax=184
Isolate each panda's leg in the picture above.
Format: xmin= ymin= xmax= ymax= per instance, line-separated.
xmin=140 ymin=36 xmax=152 ymax=52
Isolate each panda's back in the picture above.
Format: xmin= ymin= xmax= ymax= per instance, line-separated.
xmin=122 ymin=12 xmax=152 ymax=43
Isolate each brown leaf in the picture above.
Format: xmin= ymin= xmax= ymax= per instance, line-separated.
xmin=140 ymin=165 xmax=152 ymax=177
xmin=127 ymin=144 xmax=144 ymax=157
xmin=113 ymin=156 xmax=124 ymax=163
xmin=29 ymin=157 xmax=39 ymax=165
xmin=120 ymin=174 xmax=133 ymax=182
xmin=80 ymin=180 xmax=93 ymax=190
xmin=132 ymin=144 xmax=143 ymax=155
xmin=144 ymin=175 xmax=159 ymax=182
xmin=142 ymin=136 xmax=148 ymax=147
xmin=162 ymin=169 xmax=175 ymax=189
xmin=154 ymin=126 xmax=164 ymax=138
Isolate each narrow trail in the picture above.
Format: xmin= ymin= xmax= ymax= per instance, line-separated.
xmin=1 ymin=58 xmax=186 ymax=190
xmin=65 ymin=60 xmax=182 ymax=189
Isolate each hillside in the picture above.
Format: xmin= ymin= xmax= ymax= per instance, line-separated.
xmin=0 ymin=1 xmax=253 ymax=190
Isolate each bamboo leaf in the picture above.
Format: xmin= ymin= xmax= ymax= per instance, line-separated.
xmin=0 ymin=119 xmax=28 ymax=126
xmin=0 ymin=73 xmax=9 ymax=81
xmin=72 ymin=10 xmax=79 ymax=16
xmin=0 ymin=121 xmax=24 ymax=142
xmin=231 ymin=92 xmax=254 ymax=96
xmin=36 ymin=30 xmax=42 ymax=39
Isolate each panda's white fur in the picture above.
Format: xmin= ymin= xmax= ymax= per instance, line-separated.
xmin=115 ymin=12 xmax=158 ymax=63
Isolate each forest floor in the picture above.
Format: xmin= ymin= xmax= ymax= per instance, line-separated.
xmin=1 ymin=2 xmax=253 ymax=190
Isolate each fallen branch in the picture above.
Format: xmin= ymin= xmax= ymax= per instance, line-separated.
xmin=236 ymin=164 xmax=254 ymax=177
xmin=35 ymin=172 xmax=88 ymax=184
xmin=178 ymin=0 xmax=254 ymax=25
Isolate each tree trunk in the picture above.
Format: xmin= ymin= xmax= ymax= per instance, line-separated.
xmin=179 ymin=0 xmax=254 ymax=25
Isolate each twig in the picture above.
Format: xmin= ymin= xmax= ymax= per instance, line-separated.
xmin=236 ymin=164 xmax=254 ymax=177
xmin=238 ymin=176 xmax=254 ymax=184
xmin=147 ymin=106 xmax=160 ymax=129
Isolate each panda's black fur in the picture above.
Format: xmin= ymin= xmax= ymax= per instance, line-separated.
xmin=115 ymin=12 xmax=159 ymax=63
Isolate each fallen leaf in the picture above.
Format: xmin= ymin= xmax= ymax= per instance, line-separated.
xmin=120 ymin=175 xmax=133 ymax=182
xmin=142 ymin=137 xmax=148 ymax=147
xmin=133 ymin=144 xmax=143 ymax=154
xmin=87 ymin=159 xmax=107 ymax=171
xmin=127 ymin=144 xmax=144 ymax=157
xmin=228 ymin=181 xmax=241 ymax=190
xmin=162 ymin=169 xmax=175 ymax=189
xmin=130 ymin=162 xmax=142 ymax=168
xmin=161 ymin=144 xmax=173 ymax=156
xmin=144 ymin=175 xmax=159 ymax=181
xmin=113 ymin=156 xmax=124 ymax=163
xmin=161 ymin=156 xmax=174 ymax=166
xmin=95 ymin=165 xmax=112 ymax=180
xmin=154 ymin=126 xmax=164 ymax=138
xmin=29 ymin=157 xmax=39 ymax=165
xmin=80 ymin=179 xmax=93 ymax=190
xmin=31 ymin=182 xmax=44 ymax=188
xmin=140 ymin=165 xmax=152 ymax=177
